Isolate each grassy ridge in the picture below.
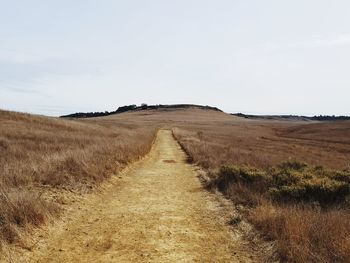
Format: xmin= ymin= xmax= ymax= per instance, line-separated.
xmin=61 ymin=104 xmax=222 ymax=118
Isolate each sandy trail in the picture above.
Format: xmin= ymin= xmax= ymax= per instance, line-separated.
xmin=16 ymin=130 xmax=261 ymax=262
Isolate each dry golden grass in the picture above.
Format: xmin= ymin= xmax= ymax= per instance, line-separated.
xmin=173 ymin=120 xmax=350 ymax=170
xmin=0 ymin=110 xmax=156 ymax=245
xmin=170 ymin=110 xmax=350 ymax=263
xmin=2 ymin=106 xmax=350 ymax=262
xmin=249 ymin=204 xmax=350 ymax=262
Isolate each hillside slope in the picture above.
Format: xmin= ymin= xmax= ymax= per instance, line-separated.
xmin=0 ymin=110 xmax=156 ymax=247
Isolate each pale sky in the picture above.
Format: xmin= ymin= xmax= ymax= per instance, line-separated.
xmin=1 ymin=1 xmax=349 ymax=116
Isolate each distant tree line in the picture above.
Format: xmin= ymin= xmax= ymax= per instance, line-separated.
xmin=60 ymin=104 xmax=222 ymax=118
xmin=60 ymin=105 xmax=137 ymax=118
xmin=311 ymin=115 xmax=350 ymax=121
xmin=233 ymin=113 xmax=350 ymax=122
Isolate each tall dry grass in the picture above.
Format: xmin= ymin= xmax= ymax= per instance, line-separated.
xmin=172 ymin=120 xmax=350 ymax=170
xmin=0 ymin=110 xmax=156 ymax=245
xmin=249 ymin=204 xmax=350 ymax=262
xmin=173 ymin=123 xmax=350 ymax=263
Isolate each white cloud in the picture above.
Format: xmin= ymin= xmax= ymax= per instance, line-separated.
xmin=263 ymin=34 xmax=350 ymax=52
xmin=0 ymin=49 xmax=44 ymax=64
xmin=311 ymin=34 xmax=350 ymax=47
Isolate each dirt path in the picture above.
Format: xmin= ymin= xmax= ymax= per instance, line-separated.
xmin=13 ymin=130 xmax=264 ymax=262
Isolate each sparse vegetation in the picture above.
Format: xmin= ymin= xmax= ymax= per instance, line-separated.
xmin=0 ymin=110 xmax=156 ymax=245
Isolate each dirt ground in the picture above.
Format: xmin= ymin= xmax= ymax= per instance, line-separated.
xmin=7 ymin=130 xmax=272 ymax=262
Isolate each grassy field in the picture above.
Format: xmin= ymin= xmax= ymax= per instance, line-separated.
xmin=173 ymin=120 xmax=350 ymax=170
xmin=171 ymin=111 xmax=350 ymax=262
xmin=0 ymin=110 xmax=156 ymax=246
xmin=107 ymin=107 xmax=350 ymax=169
xmin=1 ymin=107 xmax=349 ymax=262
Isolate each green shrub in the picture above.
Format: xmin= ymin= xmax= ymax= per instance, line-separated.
xmin=277 ymin=160 xmax=307 ymax=171
xmin=213 ymin=161 xmax=350 ymax=206
xmin=328 ymin=170 xmax=350 ymax=183
xmin=270 ymin=178 xmax=349 ymax=204
xmin=212 ymin=166 xmax=268 ymax=193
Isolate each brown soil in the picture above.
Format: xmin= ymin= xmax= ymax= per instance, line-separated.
xmin=7 ymin=130 xmax=271 ymax=262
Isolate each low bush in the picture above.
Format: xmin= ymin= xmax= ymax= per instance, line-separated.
xmin=207 ymin=161 xmax=350 ymax=262
xmin=209 ymin=166 xmax=269 ymax=195
xmin=212 ymin=161 xmax=350 ymax=206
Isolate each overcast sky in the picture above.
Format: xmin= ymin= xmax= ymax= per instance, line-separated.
xmin=1 ymin=1 xmax=349 ymax=116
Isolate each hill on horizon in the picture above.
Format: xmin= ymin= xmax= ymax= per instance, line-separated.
xmin=60 ymin=103 xmax=350 ymax=122
xmin=60 ymin=104 xmax=222 ymax=118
